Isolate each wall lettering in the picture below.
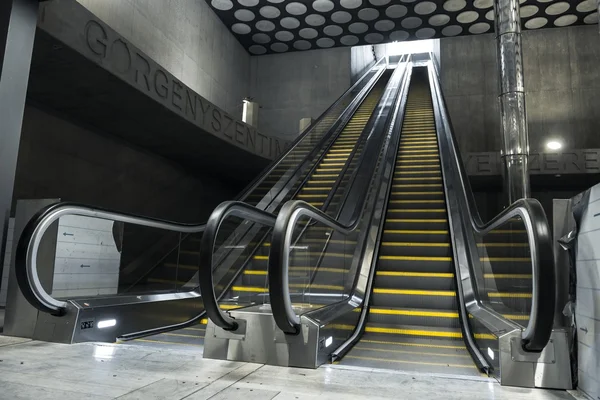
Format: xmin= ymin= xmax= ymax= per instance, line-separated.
xmin=82 ymin=18 xmax=288 ymax=159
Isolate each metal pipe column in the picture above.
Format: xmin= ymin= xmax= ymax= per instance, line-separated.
xmin=494 ymin=0 xmax=531 ymax=202
xmin=0 ymin=0 xmax=40 ymax=285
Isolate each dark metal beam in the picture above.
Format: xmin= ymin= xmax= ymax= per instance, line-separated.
xmin=0 ymin=0 xmax=39 ymax=291
xmin=494 ymin=0 xmax=531 ymax=203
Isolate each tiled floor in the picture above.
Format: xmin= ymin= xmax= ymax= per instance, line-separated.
xmin=0 ymin=335 xmax=578 ymax=400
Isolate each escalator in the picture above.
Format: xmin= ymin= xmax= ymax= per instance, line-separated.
xmin=264 ymin=57 xmax=559 ymax=388
xmin=127 ymin=73 xmax=390 ymax=347
xmin=339 ymin=69 xmax=480 ymax=375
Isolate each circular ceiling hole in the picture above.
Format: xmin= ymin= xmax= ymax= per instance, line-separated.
xmin=554 ymin=14 xmax=577 ymax=26
xmin=444 ymin=0 xmax=467 ymax=12
xmin=255 ymin=20 xmax=276 ymax=31
xmin=294 ymin=40 xmax=312 ymax=50
xmin=317 ymin=37 xmax=336 ymax=47
xmin=299 ymin=28 xmax=318 ymax=39
xmin=324 ymin=25 xmax=344 ymax=36
xmin=359 ymin=8 xmax=380 ymax=21
xmin=474 ymin=0 xmax=493 ymax=9
xmin=349 ymin=22 xmax=369 ymax=33
xmin=386 ymin=5 xmax=408 ymax=18
xmin=275 ymin=31 xmax=294 ymax=41
xmin=577 ymin=0 xmax=597 ymax=12
xmin=280 ymin=17 xmax=300 ymax=29
xmin=340 ymin=35 xmax=360 ymax=45
xmin=212 ymin=0 xmax=233 ymax=11
xmin=369 ymin=0 xmax=390 ymax=5
xmin=390 ymin=30 xmax=409 ymax=41
xmin=584 ymin=12 xmax=599 ymax=24
xmin=416 ymin=27 xmax=436 ymax=39
xmin=238 ymin=0 xmax=259 ymax=6
xmin=546 ymin=2 xmax=570 ymax=15
xmin=232 ymin=23 xmax=251 ymax=34
xmin=313 ymin=0 xmax=334 ymax=12
xmin=271 ymin=43 xmax=289 ymax=52
xmin=341 ymin=0 xmax=363 ymax=9
xmin=365 ymin=33 xmax=384 ymax=43
xmin=442 ymin=25 xmax=463 ymax=36
xmin=485 ymin=10 xmax=495 ymax=20
xmin=401 ymin=16 xmax=423 ymax=29
xmin=415 ymin=1 xmax=437 ymax=15
xmin=249 ymin=45 xmax=266 ymax=54
xmin=306 ymin=14 xmax=326 ymax=26
xmin=429 ymin=14 xmax=450 ymax=26
xmin=286 ymin=2 xmax=307 ymax=15
xmin=469 ymin=22 xmax=490 ymax=34
xmin=375 ymin=20 xmax=395 ymax=31
xmin=259 ymin=6 xmax=280 ymax=18
xmin=457 ymin=11 xmax=478 ymax=23
xmin=332 ymin=11 xmax=352 ymax=23
xmin=520 ymin=5 xmax=539 ymax=18
xmin=253 ymin=33 xmax=271 ymax=44
xmin=524 ymin=16 xmax=548 ymax=29
xmin=235 ymin=9 xmax=255 ymax=21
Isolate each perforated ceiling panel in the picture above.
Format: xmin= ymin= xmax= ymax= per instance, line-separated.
xmin=207 ymin=0 xmax=598 ymax=55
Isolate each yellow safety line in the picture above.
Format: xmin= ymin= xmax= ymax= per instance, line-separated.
xmin=344 ymin=355 xmax=475 ymax=369
xmin=361 ymin=339 xmax=465 ymax=350
xmin=381 ymin=242 xmax=450 ymax=247
xmin=390 ymin=191 xmax=444 ymax=195
xmin=352 ymin=346 xmax=469 ymax=358
xmin=377 ymin=271 xmax=454 ymax=278
xmin=379 ymin=255 xmax=452 ymax=261
xmin=488 ymin=292 xmax=532 ymax=298
xmin=132 ymin=339 xmax=202 ymax=347
xmin=503 ymin=314 xmax=530 ymax=320
xmin=397 ymin=155 xmax=440 ymax=159
xmin=393 ymin=184 xmax=443 ymax=188
xmin=366 ymin=326 xmax=461 ymax=338
xmin=372 ymin=288 xmax=455 ymax=296
xmin=369 ymin=309 xmax=458 ymax=318
xmin=484 ymin=273 xmax=532 ymax=279
xmin=386 ymin=209 xmax=446 ymax=213
xmin=477 ymin=243 xmax=529 ymax=247
xmin=163 ymin=332 xmax=203 ymax=338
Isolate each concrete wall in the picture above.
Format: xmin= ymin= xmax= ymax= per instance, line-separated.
xmin=351 ymin=45 xmax=376 ymax=84
xmin=0 ymin=219 xmax=14 ymax=307
xmin=440 ymin=25 xmax=600 ymax=156
xmin=574 ymin=184 xmax=600 ymax=400
xmin=14 ymin=105 xmax=237 ymax=222
xmin=76 ymin=0 xmax=250 ymax=117
xmin=250 ymin=47 xmax=352 ymax=139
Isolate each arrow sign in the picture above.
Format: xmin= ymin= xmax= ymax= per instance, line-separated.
xmin=63 ymin=232 xmax=74 ymax=237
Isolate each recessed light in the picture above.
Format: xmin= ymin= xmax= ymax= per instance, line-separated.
xmin=97 ymin=319 xmax=117 ymax=329
xmin=546 ymin=140 xmax=562 ymax=150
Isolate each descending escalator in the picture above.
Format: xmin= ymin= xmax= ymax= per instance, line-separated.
xmin=339 ymin=68 xmax=524 ymax=375
xmin=135 ymin=73 xmax=390 ymax=347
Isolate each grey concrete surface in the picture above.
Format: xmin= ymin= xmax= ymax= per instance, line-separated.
xmin=250 ymin=47 xmax=353 ymax=139
xmin=440 ymin=24 xmax=600 ymax=156
xmin=75 ymin=0 xmax=250 ymax=118
xmin=14 ymin=105 xmax=237 ymax=223
xmin=0 ymin=337 xmax=579 ymax=400
xmin=351 ymin=45 xmax=377 ymax=84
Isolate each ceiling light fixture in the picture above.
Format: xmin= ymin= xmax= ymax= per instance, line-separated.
xmin=546 ymin=140 xmax=562 ymax=150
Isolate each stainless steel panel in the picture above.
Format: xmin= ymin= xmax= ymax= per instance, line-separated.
xmin=204 ymin=305 xmax=321 ymax=368
xmin=4 ymin=199 xmax=59 ymax=338
xmin=552 ymin=199 xmax=575 ymax=329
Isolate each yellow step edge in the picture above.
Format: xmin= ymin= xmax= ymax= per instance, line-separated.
xmin=488 ymin=292 xmax=533 ymax=298
xmin=389 ymin=199 xmax=444 ymax=203
xmin=369 ymin=309 xmax=458 ymax=318
xmin=393 ymin=177 xmax=442 ymax=181
xmin=386 ymin=209 xmax=446 ymax=213
xmin=393 ymin=184 xmax=443 ymax=188
xmin=385 ymin=218 xmax=447 ymax=222
xmin=484 ymin=273 xmax=532 ymax=279
xmin=372 ymin=288 xmax=455 ymax=296
xmin=390 ymin=192 xmax=444 ymax=195
xmin=480 ymin=257 xmax=531 ymax=262
xmin=352 ymin=346 xmax=470 ymax=359
xmin=361 ymin=339 xmax=465 ymax=350
xmin=379 ymin=255 xmax=452 ymax=261
xmin=381 ymin=242 xmax=450 ymax=247
xmin=377 ymin=271 xmax=453 ymax=278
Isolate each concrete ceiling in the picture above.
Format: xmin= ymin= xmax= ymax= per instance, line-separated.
xmin=207 ymin=0 xmax=598 ymax=55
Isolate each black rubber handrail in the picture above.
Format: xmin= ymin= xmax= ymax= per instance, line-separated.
xmin=268 ymin=58 xmax=410 ymax=334
xmin=428 ymin=57 xmax=555 ymax=352
xmin=198 ymin=64 xmax=392 ymax=331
